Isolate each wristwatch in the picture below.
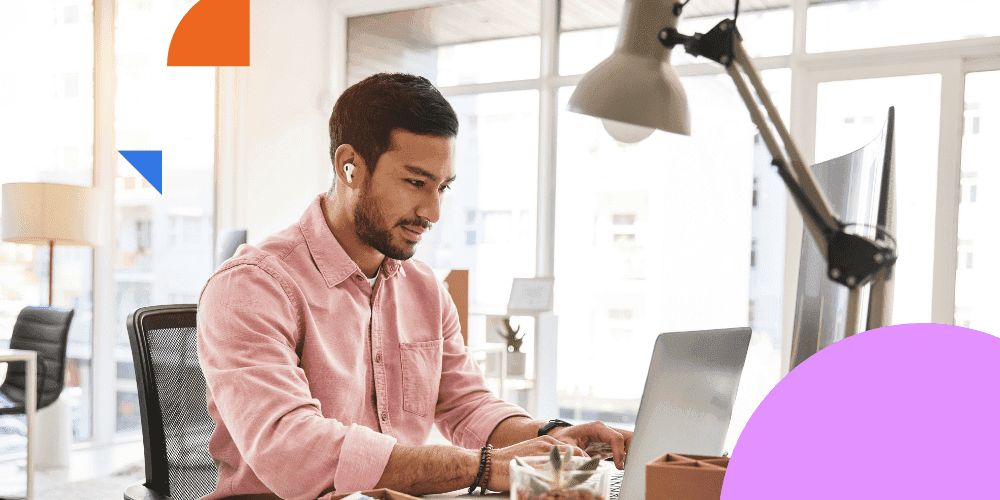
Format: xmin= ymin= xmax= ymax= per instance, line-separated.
xmin=538 ymin=419 xmax=573 ymax=437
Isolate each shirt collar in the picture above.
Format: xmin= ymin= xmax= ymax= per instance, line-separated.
xmin=299 ymin=193 xmax=405 ymax=287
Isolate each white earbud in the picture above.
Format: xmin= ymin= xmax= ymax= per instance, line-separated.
xmin=344 ymin=163 xmax=355 ymax=183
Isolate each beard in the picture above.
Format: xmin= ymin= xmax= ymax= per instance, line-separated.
xmin=353 ymin=182 xmax=430 ymax=261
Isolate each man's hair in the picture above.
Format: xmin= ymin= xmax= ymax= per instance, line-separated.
xmin=329 ymin=73 xmax=458 ymax=177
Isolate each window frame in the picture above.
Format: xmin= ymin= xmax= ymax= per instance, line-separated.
xmin=335 ymin=0 xmax=1000 ymax=379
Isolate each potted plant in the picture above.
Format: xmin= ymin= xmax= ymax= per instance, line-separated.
xmin=510 ymin=446 xmax=612 ymax=500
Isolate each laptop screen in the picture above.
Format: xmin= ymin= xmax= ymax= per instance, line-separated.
xmin=617 ymin=327 xmax=752 ymax=500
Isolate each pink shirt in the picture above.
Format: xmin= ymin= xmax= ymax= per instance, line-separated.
xmin=197 ymin=194 xmax=529 ymax=500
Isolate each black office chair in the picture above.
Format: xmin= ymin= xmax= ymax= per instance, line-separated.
xmin=124 ymin=304 xmax=218 ymax=500
xmin=0 ymin=306 xmax=74 ymax=416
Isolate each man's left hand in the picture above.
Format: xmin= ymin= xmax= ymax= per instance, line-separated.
xmin=547 ymin=421 xmax=632 ymax=470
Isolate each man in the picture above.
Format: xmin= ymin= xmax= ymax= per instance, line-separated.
xmin=197 ymin=73 xmax=631 ymax=500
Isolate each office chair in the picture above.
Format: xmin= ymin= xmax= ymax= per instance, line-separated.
xmin=124 ymin=304 xmax=217 ymax=500
xmin=0 ymin=306 xmax=74 ymax=416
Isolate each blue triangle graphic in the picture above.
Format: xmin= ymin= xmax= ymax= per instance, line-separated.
xmin=118 ymin=150 xmax=163 ymax=194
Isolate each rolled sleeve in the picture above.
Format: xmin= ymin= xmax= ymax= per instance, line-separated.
xmin=433 ymin=284 xmax=530 ymax=448
xmin=333 ymin=424 xmax=398 ymax=493
xmin=199 ymin=259 xmax=395 ymax=499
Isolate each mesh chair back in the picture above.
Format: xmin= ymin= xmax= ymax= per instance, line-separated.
xmin=127 ymin=304 xmax=217 ymax=500
xmin=0 ymin=306 xmax=74 ymax=413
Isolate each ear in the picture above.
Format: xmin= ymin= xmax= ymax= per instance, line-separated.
xmin=333 ymin=144 xmax=367 ymax=188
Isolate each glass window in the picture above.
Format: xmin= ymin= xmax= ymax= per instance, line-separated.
xmin=815 ymin=74 xmax=942 ymax=325
xmin=412 ymin=90 xmax=539 ymax=312
xmin=113 ymin=0 xmax=215 ymax=434
xmin=437 ymin=37 xmax=541 ymax=87
xmin=955 ymin=70 xmax=1000 ymax=335
xmin=0 ymin=0 xmax=95 ymax=445
xmin=554 ymin=70 xmax=789 ymax=448
xmin=807 ymin=0 xmax=1000 ymax=53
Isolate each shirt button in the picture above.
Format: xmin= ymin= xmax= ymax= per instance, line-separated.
xmin=375 ymin=354 xmax=382 ymax=363
xmin=381 ymin=412 xmax=388 ymax=421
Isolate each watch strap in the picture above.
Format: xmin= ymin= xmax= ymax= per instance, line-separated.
xmin=538 ymin=419 xmax=573 ymax=437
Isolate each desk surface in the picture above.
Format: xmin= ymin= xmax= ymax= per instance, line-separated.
xmin=425 ymin=490 xmax=507 ymax=499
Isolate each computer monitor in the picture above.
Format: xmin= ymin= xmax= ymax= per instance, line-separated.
xmin=790 ymin=107 xmax=896 ymax=369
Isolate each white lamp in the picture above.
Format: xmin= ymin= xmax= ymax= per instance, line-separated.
xmin=566 ymin=0 xmax=690 ymax=142
xmin=2 ymin=183 xmax=98 ymax=306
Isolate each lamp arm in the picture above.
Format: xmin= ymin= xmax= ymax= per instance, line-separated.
xmin=726 ymin=41 xmax=840 ymax=257
xmin=661 ymin=19 xmax=898 ymax=290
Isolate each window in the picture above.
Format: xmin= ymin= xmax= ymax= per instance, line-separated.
xmin=608 ymin=308 xmax=633 ymax=321
xmin=113 ymin=0 xmax=214 ymax=434
xmin=345 ymin=0 xmax=1000 ymax=452
xmin=807 ymin=0 xmax=1000 ymax=52
xmin=612 ymin=213 xmax=637 ymax=225
xmin=1 ymin=0 xmax=95 ymax=445
xmin=955 ymin=72 xmax=1000 ymax=333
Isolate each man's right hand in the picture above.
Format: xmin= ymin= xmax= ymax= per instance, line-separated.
xmin=487 ymin=436 xmax=588 ymax=492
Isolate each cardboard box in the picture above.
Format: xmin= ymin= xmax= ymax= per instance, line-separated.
xmin=646 ymin=453 xmax=728 ymax=500
xmin=328 ymin=488 xmax=422 ymax=500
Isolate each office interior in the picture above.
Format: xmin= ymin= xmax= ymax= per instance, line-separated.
xmin=1 ymin=0 xmax=999 ymax=493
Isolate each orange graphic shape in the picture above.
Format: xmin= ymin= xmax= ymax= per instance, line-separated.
xmin=167 ymin=0 xmax=249 ymax=66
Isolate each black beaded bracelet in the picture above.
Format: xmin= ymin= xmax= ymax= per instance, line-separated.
xmin=478 ymin=445 xmax=493 ymax=495
xmin=468 ymin=445 xmax=492 ymax=495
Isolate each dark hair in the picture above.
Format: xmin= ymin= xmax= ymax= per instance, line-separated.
xmin=329 ymin=73 xmax=458 ymax=175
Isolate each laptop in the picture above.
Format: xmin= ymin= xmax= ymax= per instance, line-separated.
xmin=610 ymin=327 xmax=752 ymax=500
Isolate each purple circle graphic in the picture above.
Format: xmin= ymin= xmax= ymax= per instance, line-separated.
xmin=722 ymin=323 xmax=1000 ymax=499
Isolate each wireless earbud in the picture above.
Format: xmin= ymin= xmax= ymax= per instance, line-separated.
xmin=344 ymin=163 xmax=355 ymax=183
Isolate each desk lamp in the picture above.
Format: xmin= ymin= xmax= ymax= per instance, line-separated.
xmin=2 ymin=183 xmax=98 ymax=306
xmin=567 ymin=0 xmax=898 ymax=332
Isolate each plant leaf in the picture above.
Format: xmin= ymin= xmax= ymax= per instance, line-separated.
xmin=549 ymin=445 xmax=562 ymax=472
xmin=578 ymin=456 xmax=602 ymax=471
xmin=563 ymin=447 xmax=573 ymax=470
xmin=529 ymin=474 xmax=552 ymax=495
xmin=562 ymin=469 xmax=598 ymax=490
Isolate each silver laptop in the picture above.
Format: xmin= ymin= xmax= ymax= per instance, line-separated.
xmin=612 ymin=327 xmax=752 ymax=500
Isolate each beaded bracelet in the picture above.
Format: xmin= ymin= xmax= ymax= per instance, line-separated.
xmin=477 ymin=444 xmax=493 ymax=495
xmin=468 ymin=445 xmax=492 ymax=495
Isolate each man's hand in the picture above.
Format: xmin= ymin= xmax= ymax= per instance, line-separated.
xmin=548 ymin=421 xmax=633 ymax=470
xmin=487 ymin=436 xmax=587 ymax=492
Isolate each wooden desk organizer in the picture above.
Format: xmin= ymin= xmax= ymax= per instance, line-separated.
xmin=646 ymin=453 xmax=729 ymax=500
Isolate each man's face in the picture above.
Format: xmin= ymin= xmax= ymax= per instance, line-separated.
xmin=352 ymin=129 xmax=456 ymax=261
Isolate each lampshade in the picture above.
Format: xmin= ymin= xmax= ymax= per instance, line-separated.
xmin=2 ymin=182 xmax=98 ymax=247
xmin=567 ymin=0 xmax=691 ymax=138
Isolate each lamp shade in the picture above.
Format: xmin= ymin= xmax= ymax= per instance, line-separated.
xmin=2 ymin=182 xmax=98 ymax=247
xmin=567 ymin=0 xmax=691 ymax=136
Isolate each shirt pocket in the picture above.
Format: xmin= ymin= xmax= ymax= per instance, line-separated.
xmin=399 ymin=339 xmax=443 ymax=417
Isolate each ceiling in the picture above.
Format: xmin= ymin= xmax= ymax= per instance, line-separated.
xmin=347 ymin=0 xmax=857 ymax=47
xmin=346 ymin=0 xmax=831 ymax=48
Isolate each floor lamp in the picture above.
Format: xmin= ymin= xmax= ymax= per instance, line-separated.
xmin=2 ymin=183 xmax=98 ymax=306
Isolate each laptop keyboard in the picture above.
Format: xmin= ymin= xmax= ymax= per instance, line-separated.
xmin=608 ymin=469 xmax=624 ymax=500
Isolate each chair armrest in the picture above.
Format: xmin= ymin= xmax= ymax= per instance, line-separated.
xmin=125 ymin=480 xmax=171 ymax=500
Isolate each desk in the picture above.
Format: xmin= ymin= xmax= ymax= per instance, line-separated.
xmin=0 ymin=349 xmax=37 ymax=500
xmin=425 ymin=490 xmax=506 ymax=499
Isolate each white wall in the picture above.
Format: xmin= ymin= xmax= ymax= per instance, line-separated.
xmin=230 ymin=0 xmax=453 ymax=243
xmin=238 ymin=0 xmax=336 ymax=243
